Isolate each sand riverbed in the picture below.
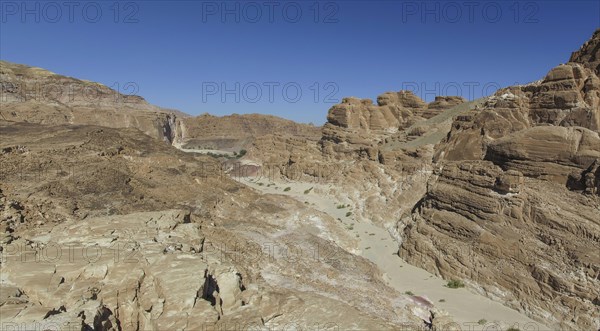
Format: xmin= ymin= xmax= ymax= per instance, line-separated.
xmin=236 ymin=177 xmax=548 ymax=331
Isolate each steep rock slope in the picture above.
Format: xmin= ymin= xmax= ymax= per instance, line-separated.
xmin=0 ymin=61 xmax=181 ymax=143
xmin=400 ymin=29 xmax=600 ymax=330
xmin=0 ymin=122 xmax=430 ymax=330
xmin=0 ymin=60 xmax=321 ymax=152
xmin=246 ymin=29 xmax=600 ymax=331
xmin=321 ymin=92 xmax=466 ymax=161
xmin=174 ymin=113 xmax=321 ymax=152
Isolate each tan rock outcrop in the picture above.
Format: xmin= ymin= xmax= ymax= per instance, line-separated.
xmin=0 ymin=60 xmax=183 ymax=143
xmin=321 ymin=92 xmax=466 ymax=161
xmin=570 ymin=29 xmax=600 ymax=75
xmin=0 ymin=121 xmax=428 ymax=330
xmin=400 ymin=161 xmax=600 ymax=330
xmin=485 ymin=126 xmax=600 ymax=183
xmin=400 ymin=30 xmax=600 ymax=331
xmin=438 ymin=56 xmax=600 ymax=163
xmin=176 ymin=113 xmax=321 ymax=151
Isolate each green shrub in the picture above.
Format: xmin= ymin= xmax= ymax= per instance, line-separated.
xmin=438 ymin=299 xmax=446 ymax=303
xmin=345 ymin=211 xmax=352 ymax=217
xmin=283 ymin=187 xmax=291 ymax=192
xmin=478 ymin=319 xmax=487 ymax=325
xmin=404 ymin=291 xmax=414 ymax=296
xmin=446 ymin=279 xmax=465 ymax=289
xmin=304 ymin=187 xmax=313 ymax=194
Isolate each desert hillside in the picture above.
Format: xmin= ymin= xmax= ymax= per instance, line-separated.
xmin=174 ymin=113 xmax=321 ymax=153
xmin=244 ymin=29 xmax=600 ymax=331
xmin=1 ymin=26 xmax=598 ymax=331
xmin=0 ymin=60 xmax=320 ymax=152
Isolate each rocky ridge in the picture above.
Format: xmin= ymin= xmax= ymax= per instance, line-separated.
xmin=173 ymin=113 xmax=321 ymax=152
xmin=245 ymin=29 xmax=600 ymax=331
xmin=0 ymin=122 xmax=431 ymax=330
xmin=2 ymin=29 xmax=599 ymax=331
xmin=0 ymin=60 xmax=320 ymax=152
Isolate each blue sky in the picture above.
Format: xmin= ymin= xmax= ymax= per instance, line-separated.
xmin=1 ymin=1 xmax=598 ymax=124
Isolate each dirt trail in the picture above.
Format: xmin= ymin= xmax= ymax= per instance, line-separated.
xmin=236 ymin=179 xmax=547 ymax=331
xmin=384 ymin=98 xmax=486 ymax=150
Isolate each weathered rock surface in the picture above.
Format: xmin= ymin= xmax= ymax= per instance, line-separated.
xmin=247 ymin=29 xmax=600 ymax=331
xmin=569 ymin=159 xmax=600 ymax=195
xmin=325 ymin=92 xmax=465 ymax=132
xmin=0 ymin=60 xmax=321 ymax=152
xmin=321 ymin=92 xmax=466 ymax=161
xmin=174 ymin=113 xmax=321 ymax=152
xmin=485 ymin=126 xmax=600 ymax=183
xmin=570 ymin=29 xmax=600 ymax=75
xmin=399 ymin=29 xmax=600 ymax=331
xmin=3 ymin=26 xmax=599 ymax=331
xmin=438 ymin=55 xmax=600 ymax=163
xmin=0 ymin=61 xmax=183 ymax=143
xmin=0 ymin=121 xmax=428 ymax=330
xmin=400 ymin=161 xmax=600 ymax=330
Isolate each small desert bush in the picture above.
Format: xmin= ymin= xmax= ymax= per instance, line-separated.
xmin=446 ymin=279 xmax=465 ymax=289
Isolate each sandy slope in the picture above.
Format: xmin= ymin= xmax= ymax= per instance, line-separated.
xmin=236 ymin=178 xmax=548 ymax=331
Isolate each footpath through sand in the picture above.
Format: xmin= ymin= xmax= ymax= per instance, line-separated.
xmin=236 ymin=178 xmax=548 ymax=331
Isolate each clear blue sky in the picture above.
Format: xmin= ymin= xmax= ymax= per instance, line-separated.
xmin=1 ymin=1 xmax=598 ymax=124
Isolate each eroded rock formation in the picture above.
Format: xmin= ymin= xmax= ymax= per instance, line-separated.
xmin=247 ymin=29 xmax=600 ymax=331
xmin=0 ymin=122 xmax=431 ymax=330
xmin=399 ymin=29 xmax=600 ymax=330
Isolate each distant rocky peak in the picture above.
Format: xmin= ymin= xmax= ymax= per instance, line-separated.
xmin=376 ymin=90 xmax=427 ymax=109
xmin=570 ymin=28 xmax=600 ymax=75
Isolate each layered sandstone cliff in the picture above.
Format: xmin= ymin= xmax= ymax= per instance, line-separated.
xmin=247 ymin=29 xmax=600 ymax=331
xmin=174 ymin=113 xmax=321 ymax=152
xmin=0 ymin=60 xmax=320 ymax=152
xmin=399 ymin=29 xmax=600 ymax=330
xmin=0 ymin=61 xmax=183 ymax=143
xmin=321 ymin=91 xmax=466 ymax=161
xmin=0 ymin=121 xmax=430 ymax=330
